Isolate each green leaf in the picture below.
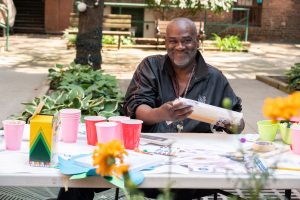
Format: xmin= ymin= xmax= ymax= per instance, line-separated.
xmin=72 ymin=98 xmax=82 ymax=109
xmin=55 ymin=64 xmax=64 ymax=69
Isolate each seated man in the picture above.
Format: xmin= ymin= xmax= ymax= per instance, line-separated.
xmin=123 ymin=17 xmax=244 ymax=134
xmin=123 ymin=17 xmax=245 ymax=200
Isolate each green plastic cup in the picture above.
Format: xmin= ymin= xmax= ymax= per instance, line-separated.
xmin=279 ymin=123 xmax=292 ymax=144
xmin=257 ymin=120 xmax=279 ymax=141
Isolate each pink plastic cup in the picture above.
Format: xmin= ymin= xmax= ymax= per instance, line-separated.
xmin=121 ymin=119 xmax=143 ymax=150
xmin=2 ymin=120 xmax=25 ymax=150
xmin=108 ymin=116 xmax=130 ymax=143
xmin=84 ymin=116 xmax=106 ymax=146
xmin=95 ymin=122 xmax=118 ymax=143
xmin=60 ymin=109 xmax=81 ymax=143
xmin=291 ymin=125 xmax=300 ymax=155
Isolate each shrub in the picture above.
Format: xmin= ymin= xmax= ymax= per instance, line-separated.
xmin=212 ymin=34 xmax=244 ymax=51
xmin=286 ymin=63 xmax=300 ymax=91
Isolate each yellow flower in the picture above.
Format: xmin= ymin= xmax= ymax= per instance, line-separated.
xmin=93 ymin=140 xmax=128 ymax=177
xmin=262 ymin=92 xmax=300 ymax=121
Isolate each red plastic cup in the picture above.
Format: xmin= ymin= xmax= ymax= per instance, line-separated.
xmin=108 ymin=116 xmax=130 ymax=143
xmin=84 ymin=116 xmax=106 ymax=146
xmin=95 ymin=122 xmax=118 ymax=143
xmin=121 ymin=119 xmax=143 ymax=150
xmin=2 ymin=120 xmax=25 ymax=150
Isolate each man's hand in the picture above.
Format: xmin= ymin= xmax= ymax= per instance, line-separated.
xmin=158 ymin=101 xmax=193 ymax=122
xmin=215 ymin=119 xmax=245 ymax=134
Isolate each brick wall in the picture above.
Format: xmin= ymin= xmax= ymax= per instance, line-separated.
xmin=254 ymin=0 xmax=300 ymax=42
xmin=203 ymin=0 xmax=300 ymax=42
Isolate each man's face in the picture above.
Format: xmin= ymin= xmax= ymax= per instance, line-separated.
xmin=165 ymin=24 xmax=199 ymax=68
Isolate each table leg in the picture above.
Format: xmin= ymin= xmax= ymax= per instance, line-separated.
xmin=285 ymin=189 xmax=291 ymax=200
xmin=114 ymin=188 xmax=119 ymax=200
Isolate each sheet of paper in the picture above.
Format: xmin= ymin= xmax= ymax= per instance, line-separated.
xmin=75 ymin=150 xmax=168 ymax=172
xmin=143 ymin=165 xmax=189 ymax=174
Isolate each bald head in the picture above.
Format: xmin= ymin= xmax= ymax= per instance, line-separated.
xmin=166 ymin=18 xmax=198 ymax=37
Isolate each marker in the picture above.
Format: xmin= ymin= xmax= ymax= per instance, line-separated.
xmin=254 ymin=157 xmax=268 ymax=173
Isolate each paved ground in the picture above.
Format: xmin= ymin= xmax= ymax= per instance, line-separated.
xmin=1 ymin=34 xmax=299 ymax=133
xmin=0 ymin=35 xmax=300 ymax=199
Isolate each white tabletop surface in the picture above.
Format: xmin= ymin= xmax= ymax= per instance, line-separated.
xmin=0 ymin=125 xmax=300 ymax=189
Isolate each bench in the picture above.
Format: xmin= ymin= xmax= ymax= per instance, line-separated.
xmin=102 ymin=14 xmax=132 ymax=49
xmin=0 ymin=3 xmax=9 ymax=51
xmin=155 ymin=20 xmax=206 ymax=51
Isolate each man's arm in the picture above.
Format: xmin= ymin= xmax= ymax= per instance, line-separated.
xmin=136 ymin=102 xmax=193 ymax=125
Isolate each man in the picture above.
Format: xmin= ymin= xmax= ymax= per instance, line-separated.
xmin=124 ymin=17 xmax=244 ymax=134
xmin=123 ymin=17 xmax=244 ymax=200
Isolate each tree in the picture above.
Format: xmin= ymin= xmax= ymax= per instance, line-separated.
xmin=146 ymin=0 xmax=237 ymax=13
xmin=75 ymin=0 xmax=104 ymax=70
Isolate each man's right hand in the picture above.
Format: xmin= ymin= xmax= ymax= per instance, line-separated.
xmin=158 ymin=101 xmax=193 ymax=122
xmin=135 ymin=101 xmax=193 ymax=125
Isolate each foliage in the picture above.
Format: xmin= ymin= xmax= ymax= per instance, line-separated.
xmin=102 ymin=35 xmax=118 ymax=45
xmin=15 ymin=63 xmax=123 ymax=121
xmin=229 ymin=154 xmax=273 ymax=200
xmin=102 ymin=35 xmax=134 ymax=45
xmin=213 ymin=33 xmax=244 ymax=51
xmin=62 ymin=29 xmax=77 ymax=45
xmin=286 ymin=63 xmax=300 ymax=91
xmin=146 ymin=0 xmax=237 ymax=13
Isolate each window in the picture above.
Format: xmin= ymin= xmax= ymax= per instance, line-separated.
xmin=233 ymin=0 xmax=262 ymax=26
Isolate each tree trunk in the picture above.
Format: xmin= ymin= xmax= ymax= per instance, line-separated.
xmin=75 ymin=0 xmax=104 ymax=70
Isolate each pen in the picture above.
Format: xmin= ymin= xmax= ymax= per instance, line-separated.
xmin=270 ymin=166 xmax=300 ymax=172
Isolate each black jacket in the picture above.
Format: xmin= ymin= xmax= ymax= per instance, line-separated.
xmin=123 ymin=51 xmax=242 ymax=133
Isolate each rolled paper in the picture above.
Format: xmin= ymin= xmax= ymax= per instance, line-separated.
xmin=174 ymin=97 xmax=243 ymax=126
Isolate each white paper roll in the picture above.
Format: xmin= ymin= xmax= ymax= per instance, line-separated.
xmin=175 ymin=97 xmax=243 ymax=125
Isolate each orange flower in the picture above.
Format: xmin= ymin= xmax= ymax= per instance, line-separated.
xmin=93 ymin=140 xmax=128 ymax=177
xmin=262 ymin=92 xmax=300 ymax=121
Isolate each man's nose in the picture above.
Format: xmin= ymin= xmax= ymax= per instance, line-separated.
xmin=175 ymin=41 xmax=185 ymax=49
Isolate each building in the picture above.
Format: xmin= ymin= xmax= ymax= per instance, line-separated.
xmin=12 ymin=0 xmax=300 ymax=42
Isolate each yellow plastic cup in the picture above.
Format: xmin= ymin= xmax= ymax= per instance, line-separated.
xmin=257 ymin=120 xmax=279 ymax=141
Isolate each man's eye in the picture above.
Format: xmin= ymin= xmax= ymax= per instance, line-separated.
xmin=184 ymin=38 xmax=193 ymax=43
xmin=168 ymin=40 xmax=177 ymax=44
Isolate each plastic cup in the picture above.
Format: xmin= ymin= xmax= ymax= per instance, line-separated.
xmin=122 ymin=119 xmax=143 ymax=150
xmin=95 ymin=122 xmax=118 ymax=143
xmin=108 ymin=116 xmax=130 ymax=143
xmin=60 ymin=109 xmax=81 ymax=143
xmin=291 ymin=125 xmax=300 ymax=155
xmin=84 ymin=116 xmax=106 ymax=146
xmin=2 ymin=120 xmax=25 ymax=150
xmin=279 ymin=123 xmax=292 ymax=144
xmin=257 ymin=120 xmax=278 ymax=141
